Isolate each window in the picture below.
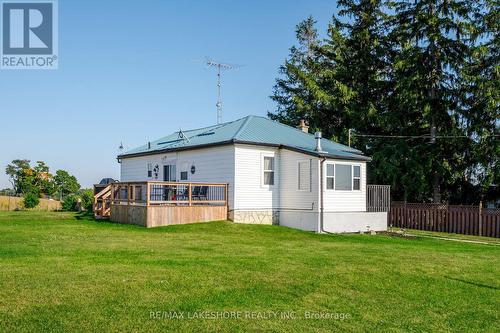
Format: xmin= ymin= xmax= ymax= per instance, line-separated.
xmin=163 ymin=164 xmax=176 ymax=181
xmin=263 ymin=156 xmax=275 ymax=185
xmin=298 ymin=160 xmax=311 ymax=191
xmin=326 ymin=164 xmax=362 ymax=190
xmin=353 ymin=165 xmax=361 ymax=190
xmin=147 ymin=163 xmax=152 ymax=178
xmin=326 ymin=164 xmax=334 ymax=189
xmin=335 ymin=164 xmax=352 ymax=190
xmin=180 ymin=171 xmax=188 ymax=181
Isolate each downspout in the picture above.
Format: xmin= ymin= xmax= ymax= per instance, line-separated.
xmin=319 ymin=156 xmax=326 ymax=233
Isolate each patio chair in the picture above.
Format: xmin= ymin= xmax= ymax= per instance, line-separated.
xmin=191 ymin=186 xmax=200 ymax=200
xmin=198 ymin=186 xmax=208 ymax=200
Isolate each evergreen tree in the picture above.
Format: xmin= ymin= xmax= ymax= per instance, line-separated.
xmin=270 ymin=0 xmax=497 ymax=203
xmin=388 ymin=0 xmax=481 ymax=202
xmin=458 ymin=0 xmax=500 ymax=201
xmin=270 ymin=1 xmax=388 ymax=142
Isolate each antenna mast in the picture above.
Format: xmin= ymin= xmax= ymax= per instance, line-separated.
xmin=206 ymin=59 xmax=238 ymax=124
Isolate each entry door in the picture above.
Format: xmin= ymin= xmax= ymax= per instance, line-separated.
xmin=163 ymin=165 xmax=176 ymax=181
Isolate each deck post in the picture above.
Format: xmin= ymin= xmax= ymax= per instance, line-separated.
xmin=109 ymin=183 xmax=113 ymax=215
xmin=225 ymin=183 xmax=229 ymax=217
xmin=188 ymin=183 xmax=192 ymax=206
xmin=146 ymin=182 xmax=150 ymax=207
xmin=128 ymin=183 xmax=131 ymax=206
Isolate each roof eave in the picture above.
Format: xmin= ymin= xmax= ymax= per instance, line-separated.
xmin=117 ymin=140 xmax=236 ymax=159
xmin=281 ymin=145 xmax=371 ymax=161
xmin=118 ymin=139 xmax=371 ymax=162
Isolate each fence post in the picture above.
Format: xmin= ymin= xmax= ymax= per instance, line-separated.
xmin=478 ymin=201 xmax=483 ymax=237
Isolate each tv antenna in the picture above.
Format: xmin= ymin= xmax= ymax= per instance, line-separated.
xmin=206 ymin=58 xmax=240 ymax=124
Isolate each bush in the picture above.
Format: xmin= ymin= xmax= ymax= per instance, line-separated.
xmin=62 ymin=195 xmax=78 ymax=211
xmin=80 ymin=189 xmax=94 ymax=212
xmin=23 ymin=192 xmax=40 ymax=209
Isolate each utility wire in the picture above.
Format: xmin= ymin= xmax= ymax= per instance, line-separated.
xmin=352 ymin=134 xmax=499 ymax=139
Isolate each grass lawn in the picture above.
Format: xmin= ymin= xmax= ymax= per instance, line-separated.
xmin=388 ymin=227 xmax=500 ymax=245
xmin=0 ymin=212 xmax=499 ymax=332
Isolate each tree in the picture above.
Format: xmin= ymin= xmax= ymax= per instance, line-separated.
xmin=5 ymin=159 xmax=32 ymax=195
xmin=458 ymin=0 xmax=500 ymax=200
xmin=387 ymin=0 xmax=482 ymax=202
xmin=23 ymin=192 xmax=40 ymax=209
xmin=270 ymin=1 xmax=496 ymax=203
xmin=33 ymin=161 xmax=57 ymax=197
xmin=80 ymin=189 xmax=94 ymax=212
xmin=54 ymin=170 xmax=80 ymax=199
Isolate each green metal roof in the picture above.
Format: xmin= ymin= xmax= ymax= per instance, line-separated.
xmin=119 ymin=115 xmax=370 ymax=161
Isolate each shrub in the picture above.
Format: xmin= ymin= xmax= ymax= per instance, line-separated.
xmin=62 ymin=195 xmax=78 ymax=211
xmin=80 ymin=189 xmax=94 ymax=212
xmin=23 ymin=192 xmax=40 ymax=209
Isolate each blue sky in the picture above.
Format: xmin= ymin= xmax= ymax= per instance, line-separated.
xmin=0 ymin=0 xmax=338 ymax=188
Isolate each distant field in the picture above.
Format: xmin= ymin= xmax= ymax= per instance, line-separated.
xmin=0 ymin=212 xmax=498 ymax=332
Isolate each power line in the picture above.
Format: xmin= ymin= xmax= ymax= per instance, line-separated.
xmin=352 ymin=133 xmax=499 ymax=139
xmin=347 ymin=131 xmax=499 ymax=146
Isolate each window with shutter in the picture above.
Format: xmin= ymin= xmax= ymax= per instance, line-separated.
xmin=298 ymin=160 xmax=310 ymax=191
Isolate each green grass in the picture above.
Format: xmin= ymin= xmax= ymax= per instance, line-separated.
xmin=388 ymin=227 xmax=500 ymax=245
xmin=0 ymin=212 xmax=499 ymax=332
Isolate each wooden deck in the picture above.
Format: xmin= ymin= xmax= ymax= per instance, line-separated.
xmin=94 ymin=181 xmax=228 ymax=227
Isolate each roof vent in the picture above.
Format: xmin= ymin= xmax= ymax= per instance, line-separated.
xmin=298 ymin=119 xmax=309 ymax=133
xmin=197 ymin=131 xmax=215 ymax=137
xmin=315 ymin=132 xmax=324 ymax=152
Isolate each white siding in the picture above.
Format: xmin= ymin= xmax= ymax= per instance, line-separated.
xmin=277 ymin=149 xmax=321 ymax=232
xmin=120 ymin=145 xmax=235 ymax=208
xmin=120 ymin=142 xmax=368 ymax=229
xmin=322 ymin=160 xmax=367 ymax=212
xmin=233 ymin=144 xmax=279 ymax=210
xmin=279 ymin=149 xmax=319 ymax=211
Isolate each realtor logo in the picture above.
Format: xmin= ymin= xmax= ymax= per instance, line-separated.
xmin=1 ymin=0 xmax=58 ymax=69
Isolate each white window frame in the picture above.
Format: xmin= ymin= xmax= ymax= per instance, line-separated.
xmin=297 ymin=159 xmax=311 ymax=192
xmin=325 ymin=162 xmax=362 ymax=191
xmin=261 ymin=154 xmax=275 ymax=187
xmin=325 ymin=163 xmax=335 ymax=190
xmin=352 ymin=164 xmax=361 ymax=191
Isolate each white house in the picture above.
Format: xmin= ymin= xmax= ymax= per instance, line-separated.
xmin=117 ymin=115 xmax=388 ymax=233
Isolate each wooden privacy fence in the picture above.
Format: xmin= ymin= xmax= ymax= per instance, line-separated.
xmin=0 ymin=195 xmax=61 ymax=211
xmin=390 ymin=202 xmax=500 ymax=238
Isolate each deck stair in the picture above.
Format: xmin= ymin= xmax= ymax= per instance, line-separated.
xmin=93 ymin=184 xmax=112 ymax=219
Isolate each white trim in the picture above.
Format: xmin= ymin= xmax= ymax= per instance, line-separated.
xmin=260 ymin=153 xmax=275 ymax=188
xmin=324 ymin=162 xmax=362 ymax=192
xmin=352 ymin=164 xmax=361 ymax=191
xmin=325 ymin=162 xmax=335 ymax=191
xmin=297 ymin=159 xmax=311 ymax=192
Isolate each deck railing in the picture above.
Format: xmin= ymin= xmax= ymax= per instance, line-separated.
xmin=109 ymin=181 xmax=228 ymax=207
xmin=367 ymin=185 xmax=391 ymax=212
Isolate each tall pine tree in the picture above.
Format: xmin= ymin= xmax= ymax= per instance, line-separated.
xmin=459 ymin=0 xmax=500 ymax=201
xmin=270 ymin=0 xmax=497 ymax=203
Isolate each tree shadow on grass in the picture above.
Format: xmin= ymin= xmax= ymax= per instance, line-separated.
xmin=74 ymin=211 xmax=94 ymax=221
xmin=444 ymin=276 xmax=499 ymax=290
